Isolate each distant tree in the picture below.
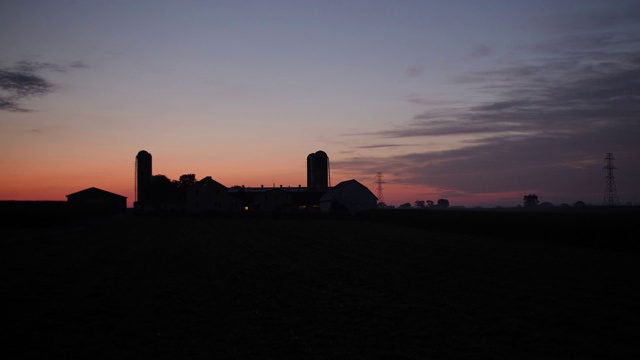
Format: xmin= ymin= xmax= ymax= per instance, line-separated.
xmin=414 ymin=200 xmax=426 ymax=208
xmin=378 ymin=202 xmax=394 ymax=209
xmin=539 ymin=202 xmax=553 ymax=208
xmin=152 ymin=174 xmax=173 ymax=187
xmin=426 ymin=200 xmax=435 ymax=208
xmin=573 ymin=200 xmax=587 ymax=208
xmin=523 ymin=194 xmax=539 ymax=207
xmin=560 ymin=203 xmax=570 ymax=207
xmin=436 ymin=199 xmax=450 ymax=208
xmin=176 ymin=174 xmax=197 ymax=189
xmin=150 ymin=174 xmax=177 ymax=192
xmin=377 ymin=202 xmax=396 ymax=209
xmin=148 ymin=175 xmax=180 ymax=209
xmin=399 ymin=202 xmax=412 ymax=209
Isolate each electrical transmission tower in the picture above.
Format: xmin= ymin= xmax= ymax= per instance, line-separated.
xmin=603 ymin=153 xmax=620 ymax=206
xmin=375 ymin=172 xmax=385 ymax=203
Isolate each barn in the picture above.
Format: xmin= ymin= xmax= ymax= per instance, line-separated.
xmin=252 ymin=188 xmax=294 ymax=212
xmin=319 ymin=179 xmax=377 ymax=215
xmin=186 ymin=176 xmax=241 ymax=213
xmin=66 ymin=187 xmax=127 ymax=213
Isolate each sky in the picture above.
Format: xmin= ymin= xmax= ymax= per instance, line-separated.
xmin=1 ymin=0 xmax=639 ymax=207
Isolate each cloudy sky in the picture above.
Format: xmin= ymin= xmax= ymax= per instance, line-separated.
xmin=1 ymin=0 xmax=639 ymax=207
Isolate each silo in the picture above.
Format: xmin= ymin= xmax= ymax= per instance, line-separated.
xmin=307 ymin=150 xmax=329 ymax=190
xmin=307 ymin=153 xmax=314 ymax=190
xmin=135 ymin=150 xmax=152 ymax=204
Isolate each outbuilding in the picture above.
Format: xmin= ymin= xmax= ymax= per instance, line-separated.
xmin=66 ymin=187 xmax=127 ymax=213
xmin=186 ymin=176 xmax=241 ymax=213
xmin=252 ymin=188 xmax=294 ymax=212
xmin=319 ymin=179 xmax=377 ymax=215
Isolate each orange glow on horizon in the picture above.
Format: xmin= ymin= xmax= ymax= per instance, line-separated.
xmin=1 ymin=148 xmax=526 ymax=208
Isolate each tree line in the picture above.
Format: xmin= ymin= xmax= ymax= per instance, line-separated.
xmin=378 ymin=194 xmax=599 ymax=209
xmin=144 ymin=174 xmax=197 ymax=209
xmin=379 ymin=199 xmax=450 ymax=209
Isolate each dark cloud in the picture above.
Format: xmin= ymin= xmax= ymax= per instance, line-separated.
xmin=0 ymin=97 xmax=21 ymax=112
xmin=0 ymin=62 xmax=54 ymax=112
xmin=0 ymin=59 xmax=83 ymax=112
xmin=340 ymin=27 xmax=640 ymax=205
xmin=335 ymin=127 xmax=640 ymax=204
xmin=394 ymin=34 xmax=640 ymax=140
xmin=14 ymin=60 xmax=66 ymax=73
xmin=355 ymin=144 xmax=409 ymax=149
xmin=534 ymin=2 xmax=640 ymax=33
xmin=406 ymin=95 xmax=460 ymax=106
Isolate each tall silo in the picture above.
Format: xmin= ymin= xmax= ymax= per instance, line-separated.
xmin=135 ymin=150 xmax=152 ymax=204
xmin=307 ymin=150 xmax=329 ymax=190
xmin=307 ymin=153 xmax=315 ymax=189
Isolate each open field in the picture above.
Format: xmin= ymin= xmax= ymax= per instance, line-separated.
xmin=2 ymin=210 xmax=639 ymax=359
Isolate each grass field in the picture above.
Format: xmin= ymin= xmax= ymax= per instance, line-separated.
xmin=2 ymin=211 xmax=639 ymax=359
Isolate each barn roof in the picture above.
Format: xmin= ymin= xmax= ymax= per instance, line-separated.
xmin=66 ymin=187 xmax=127 ymax=199
xmin=197 ymin=176 xmax=228 ymax=189
xmin=320 ymin=179 xmax=377 ymax=202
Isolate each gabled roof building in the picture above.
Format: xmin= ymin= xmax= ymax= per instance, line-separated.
xmin=319 ymin=179 xmax=378 ymax=215
xmin=186 ymin=176 xmax=242 ymax=213
xmin=66 ymin=187 xmax=127 ymax=213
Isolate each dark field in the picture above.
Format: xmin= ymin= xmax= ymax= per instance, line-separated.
xmin=2 ymin=210 xmax=639 ymax=359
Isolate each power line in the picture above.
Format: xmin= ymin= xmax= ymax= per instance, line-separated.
xmin=603 ymin=153 xmax=620 ymax=206
xmin=374 ymin=172 xmax=385 ymax=202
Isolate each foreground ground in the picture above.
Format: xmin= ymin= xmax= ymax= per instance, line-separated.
xmin=2 ymin=212 xmax=638 ymax=359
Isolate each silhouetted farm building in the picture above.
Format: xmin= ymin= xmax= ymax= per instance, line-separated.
xmin=135 ymin=150 xmax=152 ymax=207
xmin=307 ymin=150 xmax=330 ymax=190
xmin=320 ymin=179 xmax=378 ymax=215
xmin=66 ymin=187 xmax=127 ymax=213
xmin=231 ymin=186 xmax=326 ymax=213
xmin=135 ymin=150 xmax=377 ymax=215
xmin=186 ymin=176 xmax=241 ymax=213
xmin=252 ymin=188 xmax=294 ymax=212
